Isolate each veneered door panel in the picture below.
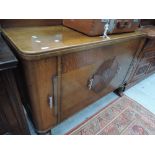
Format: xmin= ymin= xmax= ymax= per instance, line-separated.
xmin=61 ymin=39 xmax=141 ymax=120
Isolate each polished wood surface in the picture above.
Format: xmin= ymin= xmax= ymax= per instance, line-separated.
xmin=0 ymin=19 xmax=62 ymax=28
xmin=22 ymin=57 xmax=57 ymax=132
xmin=2 ymin=25 xmax=147 ymax=132
xmin=2 ymin=26 xmax=146 ymax=60
xmin=61 ymin=38 xmax=145 ymax=120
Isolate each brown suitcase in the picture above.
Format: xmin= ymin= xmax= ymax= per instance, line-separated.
xmin=63 ymin=19 xmax=140 ymax=37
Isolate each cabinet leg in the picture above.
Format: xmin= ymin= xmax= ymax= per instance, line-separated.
xmin=114 ymin=83 xmax=126 ymax=97
xmin=37 ymin=130 xmax=52 ymax=135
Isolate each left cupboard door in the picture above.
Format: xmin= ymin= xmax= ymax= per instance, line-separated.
xmin=22 ymin=57 xmax=58 ymax=133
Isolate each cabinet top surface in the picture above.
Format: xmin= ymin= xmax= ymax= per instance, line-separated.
xmin=0 ymin=35 xmax=17 ymax=71
xmin=2 ymin=26 xmax=146 ymax=58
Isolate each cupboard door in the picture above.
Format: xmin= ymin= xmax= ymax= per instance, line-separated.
xmin=22 ymin=57 xmax=58 ymax=132
xmin=129 ymin=39 xmax=155 ymax=84
xmin=60 ymin=39 xmax=142 ymax=120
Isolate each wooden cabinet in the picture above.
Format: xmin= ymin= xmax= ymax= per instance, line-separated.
xmin=0 ymin=35 xmax=29 ymax=135
xmin=0 ymin=70 xmax=29 ymax=135
xmin=126 ymin=35 xmax=155 ymax=88
xmin=2 ymin=26 xmax=146 ymax=133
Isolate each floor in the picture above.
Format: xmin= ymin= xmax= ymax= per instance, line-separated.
xmin=52 ymin=92 xmax=119 ymax=135
xmin=68 ymin=95 xmax=155 ymax=135
xmin=124 ymin=74 xmax=155 ymax=114
xmin=28 ymin=73 xmax=155 ymax=135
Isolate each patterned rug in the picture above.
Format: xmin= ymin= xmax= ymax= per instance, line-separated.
xmin=67 ymin=95 xmax=155 ymax=135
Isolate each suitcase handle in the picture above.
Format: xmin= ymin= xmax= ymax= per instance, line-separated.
xmin=116 ymin=20 xmax=131 ymax=29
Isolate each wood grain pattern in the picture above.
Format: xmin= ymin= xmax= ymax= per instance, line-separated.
xmin=2 ymin=26 xmax=146 ymax=60
xmin=2 ymin=25 xmax=147 ymax=132
xmin=0 ymin=19 xmax=62 ymax=28
xmin=21 ymin=57 xmax=57 ymax=132
xmin=61 ymin=38 xmax=144 ymax=120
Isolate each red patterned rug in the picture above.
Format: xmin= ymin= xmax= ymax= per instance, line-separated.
xmin=67 ymin=95 xmax=155 ymax=135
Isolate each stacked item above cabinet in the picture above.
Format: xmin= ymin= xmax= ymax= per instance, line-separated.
xmin=63 ymin=19 xmax=141 ymax=37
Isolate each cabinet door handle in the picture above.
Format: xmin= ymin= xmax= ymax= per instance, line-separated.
xmin=48 ymin=96 xmax=53 ymax=109
xmin=88 ymin=77 xmax=94 ymax=90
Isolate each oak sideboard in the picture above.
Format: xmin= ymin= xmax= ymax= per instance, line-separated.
xmin=2 ymin=26 xmax=147 ymax=133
